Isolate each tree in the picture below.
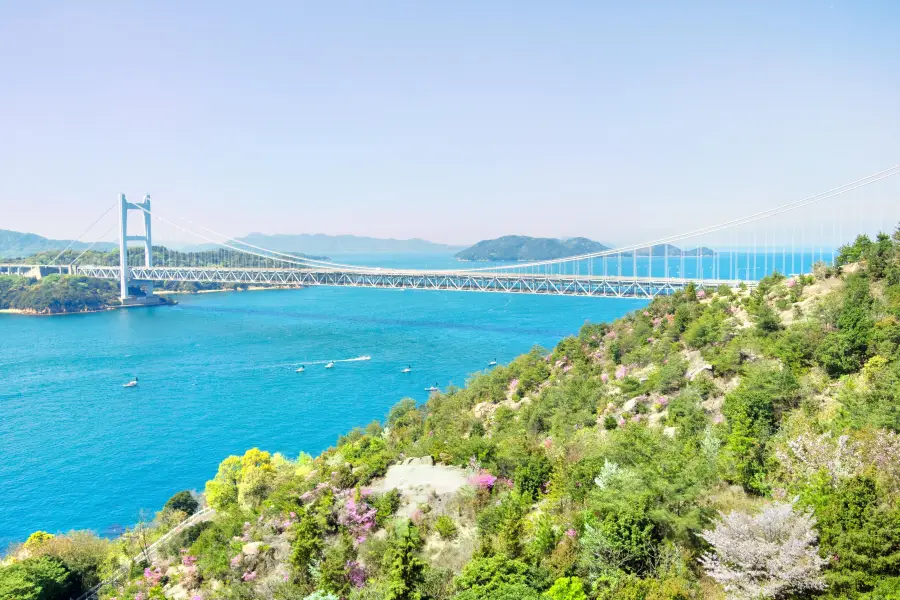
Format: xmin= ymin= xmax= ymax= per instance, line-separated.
xmin=543 ymin=576 xmax=588 ymax=600
xmin=699 ymin=503 xmax=826 ymax=599
xmin=205 ymin=455 xmax=242 ymax=510
xmin=385 ymin=526 xmax=427 ymax=600
xmin=164 ymin=490 xmax=199 ymax=515
xmin=0 ymin=556 xmax=75 ymax=600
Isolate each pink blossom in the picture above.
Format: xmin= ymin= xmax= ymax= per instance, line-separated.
xmin=289 ymin=511 xmax=297 ymax=518
xmin=615 ymin=365 xmax=627 ymax=380
xmin=544 ymin=437 xmax=553 ymax=449
xmin=605 ymin=330 xmax=617 ymax=339
xmin=230 ymin=555 xmax=242 ymax=569
xmin=786 ymin=278 xmax=796 ymax=288
xmin=631 ymin=414 xmax=642 ymax=423
xmin=658 ymin=396 xmax=669 ymax=407
xmin=653 ymin=317 xmax=662 ymax=326
xmin=347 ymin=560 xmax=367 ymax=588
xmin=470 ymin=470 xmax=498 ymax=490
xmin=565 ymin=528 xmax=577 ymax=538
xmin=339 ymin=496 xmax=377 ymax=544
xmin=182 ymin=555 xmax=197 ymax=567
xmin=643 ymin=310 xmax=651 ymax=317
xmin=617 ymin=417 xmax=626 ymax=427
xmin=647 ymin=337 xmax=655 ymax=343
xmin=697 ymin=289 xmax=706 ymax=299
xmin=601 ymin=373 xmax=609 ymax=383
xmin=508 ymin=378 xmax=519 ymax=393
xmin=242 ymin=570 xmax=257 ymax=582
xmin=135 ymin=594 xmax=146 ymax=600
xmin=192 ymin=596 xmax=203 ymax=600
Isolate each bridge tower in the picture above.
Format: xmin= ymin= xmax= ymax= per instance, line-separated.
xmin=118 ymin=193 xmax=153 ymax=300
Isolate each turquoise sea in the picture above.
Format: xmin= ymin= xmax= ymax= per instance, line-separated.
xmin=0 ymin=252 xmax=650 ymax=550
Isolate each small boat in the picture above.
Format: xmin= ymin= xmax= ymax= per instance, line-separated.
xmin=401 ymin=365 xmax=411 ymax=373
xmin=123 ymin=377 xmax=138 ymax=388
xmin=325 ymin=361 xmax=335 ymax=369
xmin=295 ymin=366 xmax=305 ymax=373
xmin=425 ymin=383 xmax=439 ymax=392
xmin=488 ymin=359 xmax=498 ymax=367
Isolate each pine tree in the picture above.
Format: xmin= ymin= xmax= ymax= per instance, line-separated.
xmin=385 ymin=526 xmax=426 ymax=600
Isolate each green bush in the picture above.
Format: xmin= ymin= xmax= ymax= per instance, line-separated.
xmin=164 ymin=490 xmax=199 ymax=515
xmin=434 ymin=515 xmax=458 ymax=540
xmin=0 ymin=557 xmax=75 ymax=600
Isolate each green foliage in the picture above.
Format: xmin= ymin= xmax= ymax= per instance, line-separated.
xmin=817 ymin=273 xmax=875 ymax=377
xmin=163 ymin=490 xmax=199 ymax=515
xmin=0 ymin=275 xmax=119 ymax=313
xmin=0 ymin=557 xmax=75 ymax=600
xmin=435 ymin=515 xmax=458 ymax=540
xmin=385 ymin=525 xmax=427 ymax=600
xmin=455 ymin=554 xmax=531 ymax=594
xmin=543 ymin=576 xmax=587 ymax=600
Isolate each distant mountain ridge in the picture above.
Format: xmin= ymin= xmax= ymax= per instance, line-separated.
xmin=181 ymin=233 xmax=462 ymax=255
xmin=455 ymin=236 xmax=610 ymax=262
xmin=456 ymin=236 xmax=716 ymax=262
xmin=0 ymin=229 xmax=116 ymax=259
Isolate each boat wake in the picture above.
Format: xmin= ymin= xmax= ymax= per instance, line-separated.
xmin=295 ymin=355 xmax=371 ymax=366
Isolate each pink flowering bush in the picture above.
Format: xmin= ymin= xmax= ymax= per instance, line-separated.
xmin=697 ymin=289 xmax=706 ymax=299
xmin=182 ymin=555 xmax=197 ymax=567
xmin=601 ymin=373 xmax=609 ymax=383
xmin=347 ymin=560 xmax=367 ymax=588
xmin=615 ymin=365 xmax=628 ymax=380
xmin=605 ymin=330 xmax=617 ymax=340
xmin=339 ymin=496 xmax=377 ymax=544
xmin=242 ymin=570 xmax=257 ymax=582
xmin=470 ymin=470 xmax=498 ymax=490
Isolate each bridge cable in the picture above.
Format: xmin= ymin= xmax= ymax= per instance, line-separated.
xmin=47 ymin=201 xmax=118 ymax=265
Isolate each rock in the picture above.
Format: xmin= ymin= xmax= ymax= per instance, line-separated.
xmin=686 ymin=364 xmax=712 ymax=381
xmin=165 ymin=583 xmax=189 ymax=600
xmin=622 ymin=395 xmax=647 ymax=413
xmin=242 ymin=541 xmax=263 ymax=557
xmin=663 ymin=426 xmax=677 ymax=438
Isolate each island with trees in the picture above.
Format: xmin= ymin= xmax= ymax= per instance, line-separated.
xmin=456 ymin=236 xmax=716 ymax=262
xmin=3 ymin=228 xmax=900 ymax=600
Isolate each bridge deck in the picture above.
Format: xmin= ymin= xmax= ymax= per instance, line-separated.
xmin=67 ymin=264 xmax=754 ymax=299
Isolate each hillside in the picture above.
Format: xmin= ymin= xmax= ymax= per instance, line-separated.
xmin=455 ymin=236 xmax=610 ymax=261
xmin=183 ymin=233 xmax=462 ymax=255
xmin=4 ymin=229 xmax=900 ymax=600
xmin=455 ymin=237 xmax=714 ymax=262
xmin=0 ymin=229 xmax=116 ymax=259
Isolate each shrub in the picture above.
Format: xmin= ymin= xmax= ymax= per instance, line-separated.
xmin=0 ymin=556 xmax=75 ymax=600
xmin=543 ymin=576 xmax=587 ymax=600
xmin=434 ymin=516 xmax=458 ymax=540
xmin=164 ymin=490 xmax=199 ymax=515
xmin=699 ymin=503 xmax=825 ymax=599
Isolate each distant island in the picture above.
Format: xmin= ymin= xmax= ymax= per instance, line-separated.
xmin=456 ymin=236 xmax=716 ymax=262
xmin=0 ymin=229 xmax=116 ymax=259
xmin=455 ymin=236 xmax=610 ymax=262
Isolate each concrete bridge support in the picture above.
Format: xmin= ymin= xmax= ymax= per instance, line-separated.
xmin=118 ymin=193 xmax=154 ymax=300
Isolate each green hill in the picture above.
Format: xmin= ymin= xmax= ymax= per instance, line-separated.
xmin=4 ymin=230 xmax=900 ymax=600
xmin=0 ymin=229 xmax=116 ymax=259
xmin=455 ymin=235 xmax=610 ymax=261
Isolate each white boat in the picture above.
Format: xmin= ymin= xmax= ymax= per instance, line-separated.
xmin=425 ymin=384 xmax=439 ymax=392
xmin=123 ymin=377 xmax=138 ymax=388
xmin=401 ymin=366 xmax=411 ymax=373
xmin=295 ymin=366 xmax=305 ymax=373
xmin=488 ymin=359 xmax=498 ymax=366
xmin=325 ymin=361 xmax=335 ymax=369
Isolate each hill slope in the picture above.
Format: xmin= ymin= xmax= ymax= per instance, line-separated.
xmin=455 ymin=235 xmax=610 ymax=261
xmin=5 ymin=229 xmax=900 ymax=600
xmin=0 ymin=229 xmax=116 ymax=259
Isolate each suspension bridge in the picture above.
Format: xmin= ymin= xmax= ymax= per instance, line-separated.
xmin=3 ymin=165 xmax=899 ymax=300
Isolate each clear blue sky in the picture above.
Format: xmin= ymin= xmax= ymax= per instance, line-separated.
xmin=1 ymin=1 xmax=898 ymax=245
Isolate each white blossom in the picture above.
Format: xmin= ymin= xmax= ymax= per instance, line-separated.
xmin=775 ymin=432 xmax=860 ymax=485
xmin=699 ymin=503 xmax=826 ymax=599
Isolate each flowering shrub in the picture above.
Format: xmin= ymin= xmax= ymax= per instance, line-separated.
xmin=346 ymin=560 xmax=367 ymax=587
xmin=775 ymin=432 xmax=860 ymax=485
xmin=470 ymin=471 xmax=498 ymax=490
xmin=241 ymin=570 xmax=257 ymax=582
xmin=339 ymin=496 xmax=377 ymax=544
xmin=615 ymin=365 xmax=627 ymax=380
xmin=699 ymin=503 xmax=826 ymax=599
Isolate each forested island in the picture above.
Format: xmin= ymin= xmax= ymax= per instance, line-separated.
xmin=0 ymin=274 xmax=126 ymax=314
xmin=4 ymin=229 xmax=900 ymax=600
xmin=456 ymin=237 xmax=715 ymax=262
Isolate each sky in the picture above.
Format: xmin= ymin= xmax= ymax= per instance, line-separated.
xmin=1 ymin=1 xmax=899 ymax=246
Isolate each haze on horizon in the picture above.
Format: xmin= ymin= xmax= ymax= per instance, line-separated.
xmin=1 ymin=1 xmax=899 ymax=247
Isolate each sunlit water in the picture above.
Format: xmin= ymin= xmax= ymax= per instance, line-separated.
xmin=0 ymin=252 xmax=652 ymax=549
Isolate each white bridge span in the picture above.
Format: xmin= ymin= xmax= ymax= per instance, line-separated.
xmin=73 ymin=264 xmax=745 ymax=299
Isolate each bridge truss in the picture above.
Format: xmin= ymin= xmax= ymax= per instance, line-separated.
xmin=73 ymin=265 xmax=747 ymax=298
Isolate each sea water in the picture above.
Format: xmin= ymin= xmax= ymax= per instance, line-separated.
xmin=0 ymin=264 xmax=648 ymax=549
